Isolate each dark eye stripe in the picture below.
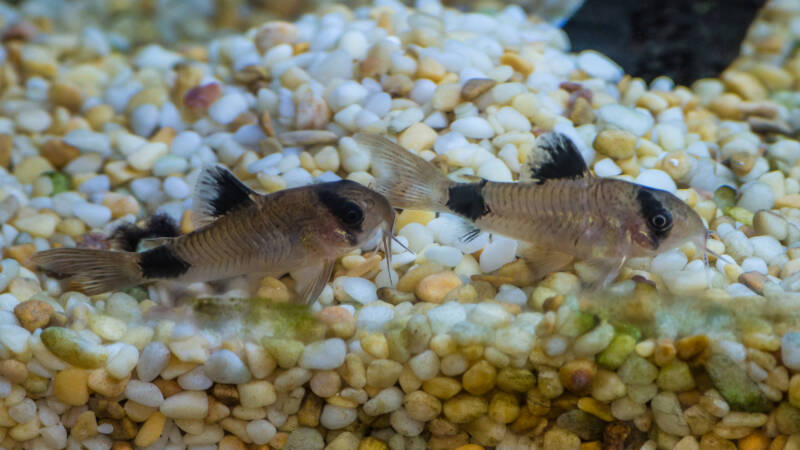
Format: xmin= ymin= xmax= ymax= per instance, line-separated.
xmin=316 ymin=182 xmax=365 ymax=234
xmin=636 ymin=189 xmax=673 ymax=238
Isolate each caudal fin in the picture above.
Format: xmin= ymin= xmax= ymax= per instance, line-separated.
xmin=32 ymin=248 xmax=143 ymax=295
xmin=354 ymin=133 xmax=453 ymax=211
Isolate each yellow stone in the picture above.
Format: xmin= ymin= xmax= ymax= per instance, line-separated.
xmin=358 ymin=437 xmax=389 ymax=450
xmin=416 ymin=271 xmax=462 ymax=303
xmin=500 ymin=52 xmax=533 ymax=76
xmin=135 ymin=411 xmax=166 ymax=447
xmin=593 ymin=129 xmax=636 ymax=160
xmin=361 ymin=332 xmax=390 ymax=359
xmin=53 ymin=368 xmax=89 ymax=406
xmin=423 ymin=377 xmax=462 ymax=399
xmin=462 ymin=360 xmax=496 ymax=395
xmin=398 ymin=122 xmax=438 ymax=151
xmin=776 ymin=194 xmax=800 ymax=209
xmin=71 ymin=410 xmax=98 ymax=441
xmin=722 ymin=70 xmax=767 ymax=101
xmin=13 ymin=156 xmax=54 ymax=184
xmin=416 ymin=56 xmax=446 ymax=82
xmin=396 ymin=209 xmax=436 ymax=230
xmin=577 ymin=397 xmax=613 ymax=421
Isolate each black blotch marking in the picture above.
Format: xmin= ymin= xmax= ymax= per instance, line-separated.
xmin=317 ymin=181 xmax=365 ymax=246
xmin=204 ymin=166 xmax=256 ymax=218
xmin=446 ymin=180 xmax=490 ymax=221
xmin=530 ymin=133 xmax=589 ymax=184
xmin=139 ymin=245 xmax=191 ymax=279
xmin=110 ymin=214 xmax=181 ymax=251
xmin=636 ymin=189 xmax=673 ymax=242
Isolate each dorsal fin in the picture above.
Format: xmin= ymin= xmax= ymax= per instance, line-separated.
xmin=521 ymin=132 xmax=590 ymax=184
xmin=192 ymin=165 xmax=259 ymax=227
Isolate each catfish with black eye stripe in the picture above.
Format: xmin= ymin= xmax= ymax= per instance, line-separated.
xmin=356 ymin=132 xmax=708 ymax=286
xmin=32 ymin=166 xmax=396 ymax=304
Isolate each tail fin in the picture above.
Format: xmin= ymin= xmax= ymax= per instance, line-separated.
xmin=32 ymin=248 xmax=143 ymax=295
xmin=354 ymin=133 xmax=454 ymax=211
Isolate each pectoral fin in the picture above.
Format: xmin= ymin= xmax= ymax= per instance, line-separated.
xmin=516 ymin=243 xmax=575 ymax=281
xmin=292 ymin=260 xmax=335 ymax=305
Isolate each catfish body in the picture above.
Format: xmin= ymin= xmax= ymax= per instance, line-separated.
xmin=34 ymin=166 xmax=395 ymax=302
xmin=356 ymin=132 xmax=707 ymax=283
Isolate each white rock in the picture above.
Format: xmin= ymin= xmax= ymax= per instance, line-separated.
xmin=782 ymin=332 xmax=800 ymax=371
xmin=137 ymin=341 xmax=171 ymax=382
xmin=135 ymin=44 xmax=183 ymax=69
xmin=741 ymin=257 xmax=768 ymax=275
xmin=434 ymin=132 xmax=469 ymax=155
xmin=650 ymin=249 xmax=688 ymax=274
xmin=329 ymin=81 xmax=368 ymax=111
xmin=299 ymin=338 xmax=346 ymax=370
xmin=16 ymin=109 xmax=51 ymax=133
xmin=478 ymin=158 xmax=513 ymax=182
xmin=597 ymin=104 xmax=654 ymax=137
xmin=178 ymin=366 xmax=213 ymax=391
xmin=152 ymin=155 xmax=188 ymax=176
xmin=425 ymin=245 xmax=463 ymax=267
xmin=750 ymin=236 xmax=785 ymax=265
xmin=635 ymin=169 xmax=677 ymax=194
xmin=577 ymin=50 xmax=623 ymax=81
xmin=283 ymin=168 xmax=313 ymax=188
xmin=64 ymin=129 xmax=111 ymax=155
xmin=356 ymin=305 xmax=394 ymax=331
xmin=338 ymin=30 xmax=368 ymax=59
xmin=737 ymin=182 xmax=775 ymax=212
xmin=494 ymin=325 xmax=534 ymax=357
xmin=333 ymin=276 xmax=377 ymax=304
xmin=594 ymin=158 xmax=622 ymax=177
xmin=480 ymin=235 xmax=518 ymax=272
xmin=72 ymin=202 xmax=112 ymax=228
xmin=171 ymin=131 xmax=202 ymax=157
xmin=209 ymin=94 xmax=248 ymax=125
xmin=408 ymin=350 xmax=439 ymax=380
xmin=451 ymin=117 xmax=495 ymax=139
xmin=163 ymin=176 xmax=191 ymax=199
xmin=128 ymin=142 xmax=168 ymax=171
xmin=468 ymin=302 xmax=511 ymax=328
xmin=364 ymin=92 xmax=392 ymax=117
xmin=130 ymin=177 xmax=161 ymax=201
xmin=204 ymin=349 xmax=252 ymax=384
xmin=125 ymin=380 xmax=164 ymax=407
xmin=9 ymin=398 xmax=36 ymax=423
xmin=247 ymin=419 xmax=277 ymax=445
xmin=400 ymin=223 xmax=434 ymax=253
xmin=106 ymin=343 xmax=138 ymax=379
xmin=79 ymin=175 xmax=110 ymax=195
xmin=363 ymin=387 xmax=403 ymax=416
xmin=160 ymin=391 xmax=208 ymax=419
xmin=131 ymin=104 xmax=159 ymax=137
xmin=496 ymin=107 xmax=530 ymax=132
xmin=495 ymin=284 xmax=527 ymax=306
xmin=427 ymin=302 xmax=467 ymax=334
xmin=410 ymin=79 xmax=437 ymax=105
xmin=0 ymin=324 xmax=31 ymax=354
xmin=320 ymin=405 xmax=357 ymax=429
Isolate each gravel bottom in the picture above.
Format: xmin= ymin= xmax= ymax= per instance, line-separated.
xmin=2 ymin=0 xmax=800 ymax=449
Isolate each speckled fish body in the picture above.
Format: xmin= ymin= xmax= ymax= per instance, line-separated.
xmin=356 ymin=132 xmax=707 ymax=282
xmin=33 ymin=166 xmax=395 ymax=302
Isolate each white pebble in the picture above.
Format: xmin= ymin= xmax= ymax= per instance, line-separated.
xmin=477 ymin=158 xmax=513 ymax=182
xmin=299 ymin=338 xmax=347 ymax=370
xmin=204 ymin=349 xmax=252 ymax=384
xmin=16 ymin=109 xmax=51 ymax=133
xmin=363 ymin=387 xmax=403 ymax=416
xmin=750 ymin=236 xmax=785 ymax=265
xmin=597 ymin=104 xmax=654 ymax=137
xmin=364 ymin=92 xmax=392 ymax=117
xmin=163 ymin=176 xmax=191 ymax=199
xmin=79 ymin=175 xmax=110 ymax=195
xmin=577 ymin=50 xmax=624 ymax=81
xmin=333 ymin=277 xmax=377 ymax=304
xmin=0 ymin=324 xmax=30 ymax=354
xmin=171 ymin=131 xmax=202 ymax=157
xmin=451 ymin=117 xmax=495 ymax=139
xmin=283 ymin=168 xmax=313 ymax=188
xmin=741 ymin=257 xmax=768 ymax=275
xmin=64 ymin=129 xmax=111 ymax=155
xmin=635 ymin=169 xmax=677 ymax=194
xmin=131 ymin=104 xmax=159 ymax=137
xmin=320 ymin=405 xmax=357 ymax=429
xmin=424 ymin=245 xmax=462 ymax=267
xmin=737 ymin=182 xmax=775 ymax=212
xmin=356 ymin=305 xmax=394 ymax=331
xmin=330 ymin=81 xmax=367 ymax=111
xmin=468 ymin=302 xmax=511 ymax=328
xmin=650 ymin=249 xmax=688 ymax=274
xmin=125 ymin=380 xmax=164 ymax=408
xmin=410 ymin=79 xmax=437 ymax=105
xmin=137 ymin=341 xmax=171 ymax=382
xmin=782 ymin=332 xmax=800 ymax=371
xmin=106 ymin=343 xmax=138 ymax=379
xmin=178 ymin=366 xmax=213 ymax=391
xmin=209 ymin=94 xmax=248 ymax=125
xmin=247 ymin=419 xmax=277 ymax=445
xmin=160 ymin=391 xmax=208 ymax=419
xmin=480 ymin=235 xmax=518 ymax=272
xmin=427 ymin=302 xmax=467 ymax=334
xmin=496 ymin=107 xmax=530 ymax=132
xmin=495 ymin=284 xmax=527 ymax=306
xmin=594 ymin=158 xmax=622 ymax=177
xmin=72 ymin=202 xmax=112 ymax=228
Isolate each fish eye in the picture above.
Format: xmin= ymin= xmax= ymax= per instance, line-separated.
xmin=649 ymin=212 xmax=672 ymax=231
xmin=341 ymin=201 xmax=364 ymax=226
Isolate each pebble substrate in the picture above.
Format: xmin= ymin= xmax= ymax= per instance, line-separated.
xmin=2 ymin=0 xmax=800 ymax=449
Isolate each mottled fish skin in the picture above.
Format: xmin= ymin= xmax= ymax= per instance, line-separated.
xmin=33 ymin=167 xmax=395 ymax=302
xmin=356 ymin=132 xmax=707 ymax=283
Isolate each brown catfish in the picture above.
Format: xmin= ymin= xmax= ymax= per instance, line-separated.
xmin=33 ymin=166 xmax=395 ymax=303
xmin=355 ymin=132 xmax=708 ymax=285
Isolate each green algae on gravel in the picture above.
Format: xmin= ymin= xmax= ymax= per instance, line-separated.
xmin=41 ymin=326 xmax=107 ymax=369
xmin=186 ymin=297 xmax=325 ymax=342
xmin=706 ymin=353 xmax=772 ymax=412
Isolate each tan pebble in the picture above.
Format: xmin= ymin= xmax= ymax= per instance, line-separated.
xmin=636 ymin=92 xmax=669 ymax=113
xmin=416 ymin=271 xmax=462 ymax=303
xmin=739 ymin=271 xmax=766 ymax=295
xmin=317 ymin=306 xmax=356 ymax=339
xmin=71 ymin=410 xmax=98 ymax=441
xmin=277 ymin=130 xmax=337 ymax=146
xmin=431 ymin=83 xmax=461 ymax=112
xmin=559 ymin=359 xmax=597 ymax=395
xmin=85 ymin=104 xmax=115 ymax=130
xmin=398 ymin=122 xmax=438 ymax=151
xmin=708 ymin=93 xmax=745 ymax=120
xmin=489 ymin=391 xmax=520 ymax=424
xmin=749 ymin=64 xmax=793 ymax=90
xmin=361 ymin=332 xmax=389 ymax=359
xmin=462 ymin=360 xmax=496 ymax=395
xmin=443 ymin=394 xmax=488 ymax=423
xmin=422 ymin=377 xmax=462 ymax=400
xmin=49 ymin=82 xmax=82 ymax=111
xmin=0 ymin=360 xmax=28 ymax=384
xmin=219 ymin=434 xmax=247 ymax=450
xmin=594 ymin=129 xmax=636 ymax=159
xmin=570 ymin=96 xmax=594 ymax=126
xmin=578 ymin=397 xmax=614 ymax=421
xmin=366 ymin=359 xmax=403 ymax=388
xmin=14 ymin=156 xmax=54 ymax=184
xmin=382 ymin=74 xmax=413 ymax=96
xmin=397 ymin=262 xmax=444 ymax=292
xmin=297 ymin=393 xmax=323 ymax=427
xmin=134 ymin=411 xmax=165 ymax=447
xmin=0 ymin=134 xmax=11 ymax=168
xmin=153 ymin=378 xmax=182 ymax=398
xmin=88 ymin=368 xmax=129 ymax=398
xmin=722 ymin=70 xmax=767 ymax=101
xmin=775 ymin=194 xmax=800 ymax=209
xmin=404 ymin=390 xmax=442 ymax=422
xmin=53 ymin=368 xmax=89 ymax=405
xmin=102 ymin=192 xmax=140 ymax=219
xmin=417 ymin=56 xmax=446 ymax=82
xmin=254 ymin=21 xmax=298 ymax=53
xmin=40 ymin=139 xmax=80 ymax=168
xmin=676 ymin=335 xmax=709 ymax=361
xmin=500 ymin=52 xmax=533 ymax=76
xmin=13 ymin=299 xmax=53 ymax=332
xmin=358 ymin=436 xmax=389 ymax=450
xmin=461 ymin=78 xmax=496 ymax=100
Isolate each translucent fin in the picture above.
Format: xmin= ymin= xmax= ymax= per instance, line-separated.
xmin=32 ymin=248 xmax=142 ymax=295
xmin=517 ymin=243 xmax=575 ymax=281
xmin=354 ymin=133 xmax=454 ymax=211
xmin=192 ymin=165 xmax=259 ymax=227
xmin=521 ymin=131 xmax=590 ymax=184
xmin=294 ymin=260 xmax=335 ymax=305
xmin=110 ymin=213 xmax=181 ymax=251
xmin=582 ymin=256 xmax=627 ymax=290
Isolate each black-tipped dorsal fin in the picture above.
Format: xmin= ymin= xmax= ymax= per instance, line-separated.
xmin=192 ymin=165 xmax=258 ymax=227
xmin=522 ymin=132 xmax=590 ymax=184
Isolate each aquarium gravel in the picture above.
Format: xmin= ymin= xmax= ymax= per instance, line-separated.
xmin=2 ymin=0 xmax=800 ymax=449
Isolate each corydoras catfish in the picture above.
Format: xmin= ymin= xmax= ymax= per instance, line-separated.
xmin=355 ymin=132 xmax=708 ymax=285
xmin=33 ymin=166 xmax=395 ymax=303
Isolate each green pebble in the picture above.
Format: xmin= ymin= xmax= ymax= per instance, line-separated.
xmin=656 ymin=361 xmax=695 ymax=392
xmin=40 ymin=326 xmax=107 ymax=369
xmin=597 ymin=333 xmax=637 ymax=369
xmin=617 ymin=354 xmax=658 ymax=385
xmin=727 ymin=206 xmax=754 ymax=227
xmin=44 ymin=171 xmax=70 ymax=195
xmin=706 ymin=353 xmax=771 ymax=412
xmin=262 ymin=338 xmax=304 ymax=369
